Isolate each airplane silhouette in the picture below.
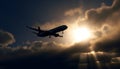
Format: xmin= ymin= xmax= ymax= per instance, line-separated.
xmin=26 ymin=25 xmax=68 ymax=38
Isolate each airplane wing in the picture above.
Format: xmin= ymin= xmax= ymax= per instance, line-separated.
xmin=26 ymin=26 xmax=39 ymax=31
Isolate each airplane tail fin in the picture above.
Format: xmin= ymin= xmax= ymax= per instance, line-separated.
xmin=38 ymin=26 xmax=43 ymax=33
xmin=26 ymin=25 xmax=44 ymax=33
xmin=38 ymin=26 xmax=40 ymax=31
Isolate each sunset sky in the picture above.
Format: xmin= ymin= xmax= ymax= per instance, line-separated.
xmin=0 ymin=0 xmax=120 ymax=69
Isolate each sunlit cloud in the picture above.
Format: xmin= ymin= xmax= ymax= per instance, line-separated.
xmin=64 ymin=8 xmax=83 ymax=17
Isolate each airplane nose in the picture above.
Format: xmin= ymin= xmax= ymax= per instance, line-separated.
xmin=61 ymin=25 xmax=68 ymax=30
xmin=64 ymin=25 xmax=68 ymax=29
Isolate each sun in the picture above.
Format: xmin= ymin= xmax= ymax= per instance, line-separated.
xmin=71 ymin=26 xmax=92 ymax=43
xmin=64 ymin=24 xmax=93 ymax=45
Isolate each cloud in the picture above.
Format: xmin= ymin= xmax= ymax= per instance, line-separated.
xmin=1 ymin=40 xmax=118 ymax=69
xmin=28 ymin=0 xmax=120 ymax=54
xmin=61 ymin=0 xmax=120 ymax=55
xmin=85 ymin=0 xmax=120 ymax=27
xmin=59 ymin=0 xmax=120 ymax=60
xmin=0 ymin=41 xmax=63 ymax=61
xmin=0 ymin=34 xmax=119 ymax=69
xmin=0 ymin=30 xmax=15 ymax=47
xmin=85 ymin=0 xmax=120 ymax=53
xmin=0 ymin=40 xmax=90 ymax=60
xmin=93 ymin=31 xmax=120 ymax=52
xmin=1 ymin=0 xmax=120 ymax=69
xmin=64 ymin=8 xmax=82 ymax=16
xmin=31 ymin=0 xmax=120 ymax=55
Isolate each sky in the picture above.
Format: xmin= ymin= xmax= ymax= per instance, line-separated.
xmin=1 ymin=0 xmax=113 ymax=45
xmin=1 ymin=0 xmax=120 ymax=69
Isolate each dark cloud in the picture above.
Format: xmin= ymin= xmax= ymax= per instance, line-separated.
xmin=0 ymin=30 xmax=15 ymax=47
xmin=0 ymin=39 xmax=119 ymax=69
xmin=0 ymin=41 xmax=89 ymax=69
xmin=0 ymin=41 xmax=62 ymax=61
xmin=93 ymin=34 xmax=120 ymax=53
xmin=0 ymin=41 xmax=90 ymax=60
xmin=0 ymin=40 xmax=119 ymax=69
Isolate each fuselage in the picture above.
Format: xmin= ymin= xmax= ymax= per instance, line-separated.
xmin=37 ymin=25 xmax=68 ymax=37
xmin=50 ymin=25 xmax=68 ymax=32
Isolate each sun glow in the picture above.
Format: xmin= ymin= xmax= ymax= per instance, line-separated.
xmin=71 ymin=26 xmax=92 ymax=43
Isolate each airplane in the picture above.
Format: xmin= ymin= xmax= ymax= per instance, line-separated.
xmin=26 ymin=25 xmax=68 ymax=38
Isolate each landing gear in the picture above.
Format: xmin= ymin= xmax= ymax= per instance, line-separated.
xmin=49 ymin=36 xmax=51 ymax=38
xmin=62 ymin=31 xmax=64 ymax=34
